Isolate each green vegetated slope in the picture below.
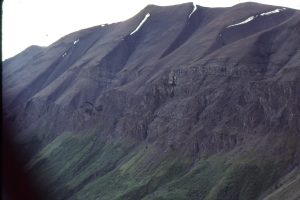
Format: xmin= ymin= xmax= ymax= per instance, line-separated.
xmin=25 ymin=130 xmax=300 ymax=200
xmin=262 ymin=167 xmax=300 ymax=200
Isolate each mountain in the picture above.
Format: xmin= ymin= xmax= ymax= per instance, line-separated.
xmin=3 ymin=2 xmax=300 ymax=200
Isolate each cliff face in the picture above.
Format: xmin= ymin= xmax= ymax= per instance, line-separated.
xmin=3 ymin=2 xmax=300 ymax=200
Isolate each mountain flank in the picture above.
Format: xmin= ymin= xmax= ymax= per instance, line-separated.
xmin=3 ymin=2 xmax=300 ymax=200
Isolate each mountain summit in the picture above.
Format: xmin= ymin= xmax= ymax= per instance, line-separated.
xmin=3 ymin=2 xmax=300 ymax=200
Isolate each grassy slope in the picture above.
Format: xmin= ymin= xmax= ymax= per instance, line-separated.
xmin=263 ymin=178 xmax=300 ymax=200
xmin=262 ymin=167 xmax=300 ymax=200
xmin=24 ymin=130 xmax=300 ymax=200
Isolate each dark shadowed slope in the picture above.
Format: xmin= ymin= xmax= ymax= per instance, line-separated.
xmin=3 ymin=2 xmax=300 ymax=200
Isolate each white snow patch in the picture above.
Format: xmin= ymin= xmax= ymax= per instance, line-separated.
xmin=260 ymin=8 xmax=286 ymax=16
xmin=73 ymin=39 xmax=80 ymax=45
xmin=130 ymin=13 xmax=150 ymax=35
xmin=189 ymin=2 xmax=197 ymax=18
xmin=227 ymin=15 xmax=257 ymax=28
xmin=62 ymin=52 xmax=67 ymax=57
xmin=226 ymin=7 xmax=287 ymax=28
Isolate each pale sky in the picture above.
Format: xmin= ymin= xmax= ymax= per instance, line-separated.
xmin=2 ymin=0 xmax=300 ymax=60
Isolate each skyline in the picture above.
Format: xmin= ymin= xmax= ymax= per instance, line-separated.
xmin=3 ymin=0 xmax=300 ymax=60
